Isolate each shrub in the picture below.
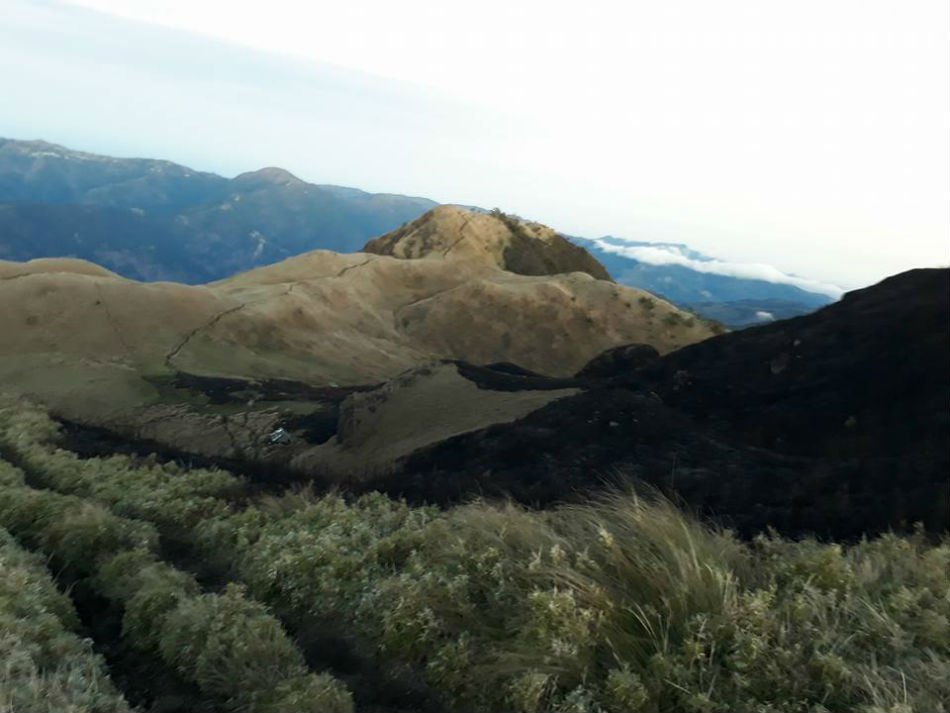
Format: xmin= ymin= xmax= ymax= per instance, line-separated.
xmin=0 ymin=484 xmax=158 ymax=575
xmin=97 ymin=554 xmax=353 ymax=713
xmin=0 ymin=472 xmax=351 ymax=712
xmin=2 ymin=399 xmax=946 ymax=712
xmin=0 ymin=398 xmax=242 ymax=531
xmin=100 ymin=554 xmax=202 ymax=651
xmin=0 ymin=459 xmax=24 ymax=488
xmin=0 ymin=527 xmax=131 ymax=712
xmin=195 ymin=491 xmax=438 ymax=623
xmin=159 ymin=583 xmax=352 ymax=712
xmin=663 ymin=311 xmax=684 ymax=327
xmin=257 ymin=673 xmax=356 ymax=713
xmin=159 ymin=583 xmax=308 ymax=697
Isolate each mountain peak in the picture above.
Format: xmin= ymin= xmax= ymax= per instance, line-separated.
xmin=232 ymin=166 xmax=304 ymax=187
xmin=363 ymin=206 xmax=612 ymax=281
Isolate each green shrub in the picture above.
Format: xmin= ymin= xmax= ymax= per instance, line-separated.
xmin=2 ymin=399 xmax=946 ymax=712
xmin=0 ymin=398 xmax=242 ymax=531
xmin=195 ymin=491 xmax=438 ymax=623
xmin=257 ymin=673 xmax=355 ymax=713
xmin=0 ymin=527 xmax=131 ymax=712
xmin=0 ymin=485 xmax=158 ymax=575
xmin=0 ymin=459 xmax=25 ymax=488
xmin=158 ymin=583 xmax=352 ymax=711
xmin=102 ymin=554 xmax=202 ymax=652
xmin=159 ymin=583 xmax=308 ymax=697
xmin=663 ymin=311 xmax=684 ymax=327
xmin=0 ymin=480 xmax=350 ymax=711
xmin=96 ymin=554 xmax=353 ymax=713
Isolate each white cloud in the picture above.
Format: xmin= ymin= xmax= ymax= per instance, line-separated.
xmin=590 ymin=239 xmax=845 ymax=298
xmin=755 ymin=311 xmax=776 ymax=321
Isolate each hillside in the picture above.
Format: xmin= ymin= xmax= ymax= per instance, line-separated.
xmin=2 ymin=139 xmax=849 ymax=325
xmin=2 ymin=416 xmax=946 ymax=713
xmin=0 ymin=207 xmax=715 ymax=470
xmin=0 ymin=138 xmax=436 ymax=281
xmin=374 ymin=268 xmax=949 ymax=538
xmin=3 ymin=251 xmax=943 ymax=540
xmin=0 ymin=265 xmax=945 ymax=712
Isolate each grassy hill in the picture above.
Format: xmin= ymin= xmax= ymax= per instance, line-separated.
xmin=0 ymin=207 xmax=716 ymax=477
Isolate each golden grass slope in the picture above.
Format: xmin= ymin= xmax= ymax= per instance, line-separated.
xmin=0 ymin=207 xmax=715 ymax=446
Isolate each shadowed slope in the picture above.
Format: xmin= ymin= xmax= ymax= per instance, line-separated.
xmin=368 ymin=269 xmax=950 ymax=538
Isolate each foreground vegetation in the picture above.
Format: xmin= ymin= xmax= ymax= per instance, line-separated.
xmin=0 ymin=524 xmax=131 ymax=712
xmin=0 ymin=396 xmax=947 ymax=712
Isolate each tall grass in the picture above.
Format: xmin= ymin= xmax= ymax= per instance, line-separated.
xmin=0 ymin=396 xmax=241 ymax=531
xmin=199 ymin=489 xmax=949 ymax=712
xmin=1 ymin=396 xmax=947 ymax=712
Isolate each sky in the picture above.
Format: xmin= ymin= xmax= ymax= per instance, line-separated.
xmin=2 ymin=0 xmax=948 ymax=289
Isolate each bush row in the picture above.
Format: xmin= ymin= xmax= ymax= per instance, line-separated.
xmin=0 ymin=459 xmax=159 ymax=577
xmin=0 ymin=521 xmax=131 ymax=712
xmin=0 ymin=398 xmax=242 ymax=531
xmin=94 ymin=552 xmax=352 ymax=713
xmin=0 ymin=457 xmax=353 ymax=713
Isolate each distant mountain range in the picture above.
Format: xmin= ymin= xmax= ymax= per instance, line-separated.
xmin=0 ymin=138 xmax=436 ymax=282
xmin=1 ymin=137 xmax=838 ymax=325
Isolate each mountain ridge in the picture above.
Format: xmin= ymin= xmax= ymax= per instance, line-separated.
xmin=2 ymin=137 xmax=840 ymax=325
xmin=0 ymin=206 xmax=717 ymax=472
xmin=0 ymin=137 xmax=438 ymax=281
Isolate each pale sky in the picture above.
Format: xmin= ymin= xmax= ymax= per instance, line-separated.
xmin=3 ymin=0 xmax=948 ymax=288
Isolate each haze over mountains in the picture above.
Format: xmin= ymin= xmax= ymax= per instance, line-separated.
xmin=1 ymin=138 xmax=838 ymax=325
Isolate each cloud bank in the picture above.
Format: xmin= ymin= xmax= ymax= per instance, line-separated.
xmin=590 ymin=239 xmax=845 ymax=299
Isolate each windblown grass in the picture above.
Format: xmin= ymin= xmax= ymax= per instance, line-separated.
xmin=1 ymin=396 xmax=947 ymax=712
xmin=201 ymin=490 xmax=949 ymax=712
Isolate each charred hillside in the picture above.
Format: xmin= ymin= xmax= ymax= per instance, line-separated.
xmin=374 ymin=269 xmax=950 ymax=539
